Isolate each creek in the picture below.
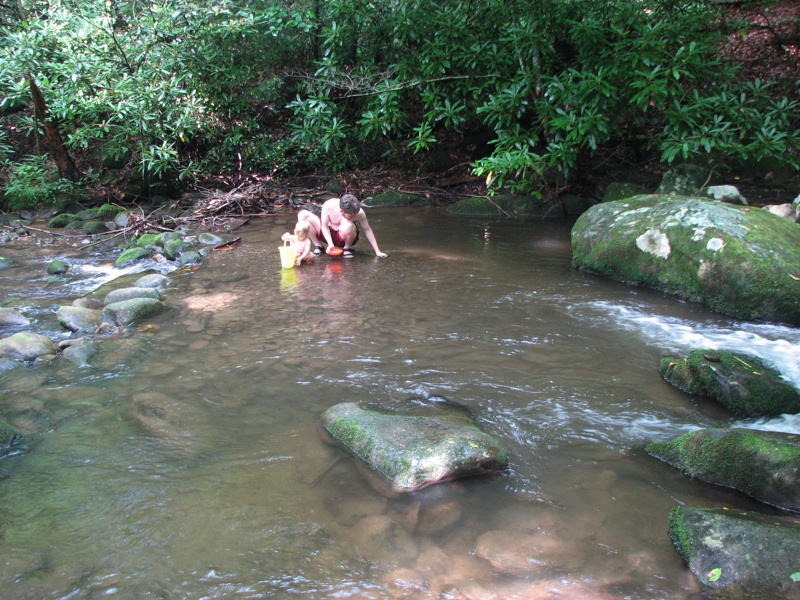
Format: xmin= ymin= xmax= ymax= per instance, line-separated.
xmin=1 ymin=207 xmax=799 ymax=599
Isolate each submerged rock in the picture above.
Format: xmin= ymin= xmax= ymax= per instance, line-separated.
xmin=103 ymin=297 xmax=168 ymax=327
xmin=646 ymin=428 xmax=800 ymax=511
xmin=320 ymin=402 xmax=508 ymax=493
xmin=46 ymin=259 xmax=69 ymax=275
xmin=659 ymin=349 xmax=800 ymax=417
xmin=61 ymin=339 xmax=97 ymax=368
xmin=475 ymin=528 xmax=582 ymax=576
xmin=669 ymin=507 xmax=800 ymax=598
xmin=571 ymin=196 xmax=800 ymax=325
xmin=136 ymin=273 xmax=170 ymax=289
xmin=0 ymin=307 xmax=30 ymax=327
xmin=125 ymin=391 xmax=192 ymax=445
xmin=103 ymin=286 xmax=161 ymax=305
xmin=0 ymin=332 xmax=57 ymax=361
xmin=56 ymin=306 xmax=103 ymax=332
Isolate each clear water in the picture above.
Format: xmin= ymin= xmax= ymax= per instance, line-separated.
xmin=1 ymin=208 xmax=799 ymax=599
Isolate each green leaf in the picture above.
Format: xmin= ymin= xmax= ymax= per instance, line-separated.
xmin=707 ymin=568 xmax=722 ymax=582
xmin=790 ymin=572 xmax=800 ymax=582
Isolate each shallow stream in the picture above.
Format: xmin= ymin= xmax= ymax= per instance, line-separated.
xmin=1 ymin=208 xmax=799 ymax=599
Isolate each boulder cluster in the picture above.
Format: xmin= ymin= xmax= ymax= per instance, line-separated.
xmin=0 ymin=208 xmax=237 ymax=449
xmin=571 ymin=164 xmax=800 ymax=597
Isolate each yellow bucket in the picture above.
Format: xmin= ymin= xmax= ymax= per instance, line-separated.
xmin=279 ymin=240 xmax=295 ymax=269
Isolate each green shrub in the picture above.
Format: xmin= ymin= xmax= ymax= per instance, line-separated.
xmin=1 ymin=155 xmax=74 ymax=212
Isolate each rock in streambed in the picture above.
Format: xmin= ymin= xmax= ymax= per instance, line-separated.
xmin=321 ymin=402 xmax=508 ymax=493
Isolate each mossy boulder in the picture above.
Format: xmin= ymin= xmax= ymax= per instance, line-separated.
xmin=94 ymin=204 xmax=122 ymax=220
xmin=321 ymin=402 xmax=508 ymax=493
xmin=135 ymin=273 xmax=170 ymax=289
xmin=571 ymin=196 xmax=800 ymax=325
xmin=668 ymin=506 xmax=800 ymax=598
xmin=0 ymin=332 xmax=57 ymax=361
xmin=115 ymin=247 xmax=152 ymax=267
xmin=103 ymin=286 xmax=161 ymax=305
xmin=46 ymin=259 xmax=69 ymax=275
xmin=62 ymin=339 xmax=97 ymax=368
xmin=659 ymin=350 xmax=800 ymax=417
xmin=178 ymin=251 xmax=203 ymax=266
xmin=48 ymin=213 xmax=80 ymax=228
xmin=135 ymin=233 xmax=161 ymax=247
xmin=367 ymin=189 xmax=429 ymax=208
xmin=163 ymin=238 xmax=190 ymax=260
xmin=82 ymin=220 xmax=109 ymax=235
xmin=56 ymin=306 xmax=103 ymax=332
xmin=647 ymin=428 xmax=800 ymax=511
xmin=102 ymin=297 xmax=168 ymax=326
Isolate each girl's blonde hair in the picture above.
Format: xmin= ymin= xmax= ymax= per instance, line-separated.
xmin=294 ymin=221 xmax=310 ymax=234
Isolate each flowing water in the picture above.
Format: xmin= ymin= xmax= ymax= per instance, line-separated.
xmin=1 ymin=208 xmax=799 ymax=599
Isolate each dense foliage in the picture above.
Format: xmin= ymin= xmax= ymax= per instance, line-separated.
xmin=0 ymin=0 xmax=798 ymax=208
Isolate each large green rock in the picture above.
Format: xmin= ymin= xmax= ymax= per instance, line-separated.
xmin=571 ymin=196 xmax=800 ymax=325
xmin=659 ymin=349 xmax=800 ymax=417
xmin=647 ymin=428 xmax=800 ymax=511
xmin=115 ymin=247 xmax=152 ymax=267
xmin=56 ymin=306 xmax=103 ymax=331
xmin=103 ymin=286 xmax=161 ymax=305
xmin=321 ymin=402 xmax=508 ymax=493
xmin=0 ymin=332 xmax=57 ymax=361
xmin=367 ymin=189 xmax=429 ymax=208
xmin=669 ymin=507 xmax=800 ymax=598
xmin=102 ymin=297 xmax=168 ymax=326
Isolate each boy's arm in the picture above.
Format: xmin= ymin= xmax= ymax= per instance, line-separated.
xmin=320 ymin=205 xmax=335 ymax=248
xmin=357 ymin=212 xmax=387 ymax=257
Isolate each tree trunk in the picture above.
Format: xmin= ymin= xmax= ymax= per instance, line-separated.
xmin=28 ymin=76 xmax=81 ymax=182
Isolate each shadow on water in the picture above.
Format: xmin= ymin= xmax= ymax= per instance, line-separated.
xmin=1 ymin=207 xmax=799 ymax=598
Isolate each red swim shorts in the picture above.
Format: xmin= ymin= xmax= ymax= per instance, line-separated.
xmin=329 ymin=226 xmax=359 ymax=248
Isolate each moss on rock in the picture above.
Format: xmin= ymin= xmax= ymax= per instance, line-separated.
xmin=367 ymin=189 xmax=429 ymax=207
xmin=321 ymin=402 xmax=508 ymax=492
xmin=571 ymin=196 xmax=800 ymax=325
xmin=48 ymin=213 xmax=80 ymax=228
xmin=668 ymin=506 xmax=800 ymax=597
xmin=647 ymin=428 xmax=800 ymax=511
xmin=659 ymin=349 xmax=800 ymax=417
xmin=115 ymin=247 xmax=152 ymax=267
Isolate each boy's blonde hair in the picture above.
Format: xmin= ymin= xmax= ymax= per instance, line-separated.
xmin=294 ymin=221 xmax=310 ymax=234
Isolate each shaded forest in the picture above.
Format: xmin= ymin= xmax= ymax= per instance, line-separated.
xmin=0 ymin=0 xmax=798 ymax=212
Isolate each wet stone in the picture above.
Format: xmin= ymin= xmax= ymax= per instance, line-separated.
xmin=56 ymin=306 xmax=102 ymax=332
xmin=0 ymin=332 xmax=58 ymax=361
xmin=0 ymin=307 xmax=30 ymax=327
xmin=321 ymin=402 xmax=508 ymax=492
xmin=104 ymin=286 xmax=161 ymax=305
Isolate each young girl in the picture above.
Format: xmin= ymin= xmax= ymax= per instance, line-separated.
xmin=281 ymin=221 xmax=314 ymax=266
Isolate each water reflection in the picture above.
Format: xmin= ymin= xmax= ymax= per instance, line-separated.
xmin=0 ymin=208 xmax=798 ymax=598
